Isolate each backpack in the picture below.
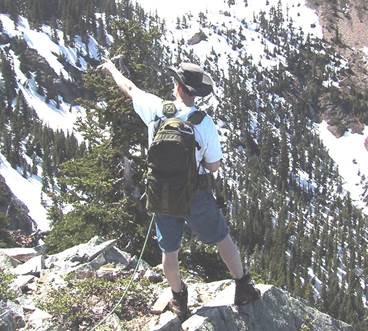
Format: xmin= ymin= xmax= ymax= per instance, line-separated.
xmin=145 ymin=101 xmax=206 ymax=217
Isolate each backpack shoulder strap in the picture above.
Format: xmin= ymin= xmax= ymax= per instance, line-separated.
xmin=162 ymin=101 xmax=177 ymax=118
xmin=187 ymin=110 xmax=206 ymax=125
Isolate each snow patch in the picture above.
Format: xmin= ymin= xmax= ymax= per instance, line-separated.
xmin=317 ymin=121 xmax=368 ymax=214
xmin=0 ymin=153 xmax=50 ymax=232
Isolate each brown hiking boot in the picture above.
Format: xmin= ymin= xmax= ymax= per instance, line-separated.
xmin=234 ymin=273 xmax=261 ymax=305
xmin=169 ymin=282 xmax=190 ymax=321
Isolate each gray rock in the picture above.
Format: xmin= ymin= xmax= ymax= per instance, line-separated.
xmin=0 ymin=252 xmax=21 ymax=272
xmin=95 ymin=313 xmax=123 ymax=331
xmin=181 ymin=284 xmax=354 ymax=331
xmin=96 ymin=265 xmax=124 ymax=280
xmin=144 ymin=269 xmax=163 ymax=283
xmin=0 ymin=247 xmax=40 ymax=263
xmin=62 ymin=245 xmax=130 ymax=277
xmin=89 ymin=252 xmax=107 ymax=270
xmin=129 ymin=255 xmax=151 ymax=272
xmin=13 ymin=255 xmax=44 ymax=276
xmin=103 ymin=246 xmax=131 ymax=268
xmin=187 ymin=31 xmax=208 ymax=45
xmin=26 ymin=308 xmax=53 ymax=330
xmin=0 ymin=309 xmax=16 ymax=331
xmin=16 ymin=297 xmax=37 ymax=312
xmin=44 ymin=236 xmax=116 ymax=270
xmin=0 ymin=301 xmax=25 ymax=330
xmin=150 ymin=311 xmax=181 ymax=331
xmin=183 ymin=305 xmax=240 ymax=331
xmin=87 ymin=245 xmax=131 ymax=270
xmin=70 ymin=262 xmax=96 ymax=279
xmin=11 ymin=275 xmax=36 ymax=292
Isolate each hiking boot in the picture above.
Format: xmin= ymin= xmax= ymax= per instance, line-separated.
xmin=169 ymin=282 xmax=190 ymax=321
xmin=234 ymin=273 xmax=261 ymax=305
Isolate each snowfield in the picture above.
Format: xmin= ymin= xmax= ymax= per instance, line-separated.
xmin=318 ymin=121 xmax=368 ymax=215
xmin=0 ymin=152 xmax=49 ymax=231
xmin=0 ymin=0 xmax=367 ymax=233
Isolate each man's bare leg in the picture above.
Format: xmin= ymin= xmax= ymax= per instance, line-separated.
xmin=162 ymin=249 xmax=182 ymax=292
xmin=217 ymin=234 xmax=245 ymax=279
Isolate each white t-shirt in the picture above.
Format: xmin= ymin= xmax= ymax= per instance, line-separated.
xmin=132 ymin=89 xmax=223 ymax=171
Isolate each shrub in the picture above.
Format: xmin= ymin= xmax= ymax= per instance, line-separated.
xmin=38 ymin=273 xmax=153 ymax=329
xmin=0 ymin=272 xmax=17 ymax=301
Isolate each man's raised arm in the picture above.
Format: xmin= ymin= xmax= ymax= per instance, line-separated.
xmin=99 ymin=59 xmax=140 ymax=99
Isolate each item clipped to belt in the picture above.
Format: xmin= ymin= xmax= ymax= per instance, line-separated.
xmin=197 ymin=174 xmax=227 ymax=210
xmin=197 ymin=174 xmax=212 ymax=190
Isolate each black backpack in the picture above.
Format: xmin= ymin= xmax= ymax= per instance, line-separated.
xmin=145 ymin=101 xmax=206 ymax=217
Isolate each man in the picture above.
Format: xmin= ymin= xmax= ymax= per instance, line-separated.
xmin=101 ymin=59 xmax=260 ymax=320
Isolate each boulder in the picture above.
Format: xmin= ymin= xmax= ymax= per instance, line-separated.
xmin=13 ymin=255 xmax=45 ymax=276
xmin=327 ymin=125 xmax=346 ymax=138
xmin=0 ymin=311 xmax=16 ymax=331
xmin=0 ymin=301 xmax=25 ymax=331
xmin=96 ymin=265 xmax=124 ymax=280
xmin=187 ymin=31 xmax=208 ymax=45
xmin=11 ymin=275 xmax=36 ymax=292
xmin=129 ymin=255 xmax=152 ymax=274
xmin=0 ymin=252 xmax=21 ymax=272
xmin=44 ymin=236 xmax=116 ymax=270
xmin=144 ymin=269 xmax=163 ymax=283
xmin=72 ymin=245 xmax=131 ymax=274
xmin=179 ymin=284 xmax=354 ymax=331
xmin=149 ymin=282 xmax=353 ymax=331
xmin=350 ymin=121 xmax=364 ymax=134
xmin=95 ymin=313 xmax=123 ymax=331
xmin=151 ymin=280 xmax=232 ymax=316
xmin=0 ymin=247 xmax=41 ymax=263
xmin=150 ymin=311 xmax=181 ymax=331
xmin=103 ymin=246 xmax=131 ymax=268
xmin=26 ymin=309 xmax=53 ymax=330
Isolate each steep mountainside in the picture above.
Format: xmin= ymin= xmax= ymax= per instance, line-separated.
xmin=307 ymin=0 xmax=368 ymax=126
xmin=0 ymin=0 xmax=367 ymax=330
xmin=309 ymin=0 xmax=368 ymax=49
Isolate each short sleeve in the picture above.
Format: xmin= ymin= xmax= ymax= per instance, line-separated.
xmin=202 ymin=116 xmax=223 ymax=163
xmin=132 ymin=89 xmax=163 ymax=126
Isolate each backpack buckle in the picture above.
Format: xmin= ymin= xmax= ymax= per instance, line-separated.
xmin=178 ymin=122 xmax=194 ymax=135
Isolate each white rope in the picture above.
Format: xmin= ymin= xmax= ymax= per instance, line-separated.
xmin=89 ymin=213 xmax=155 ymax=331
xmin=0 ymin=309 xmax=10 ymax=318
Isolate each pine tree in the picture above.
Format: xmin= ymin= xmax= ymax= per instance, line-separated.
xmin=277 ymin=124 xmax=289 ymax=191
xmin=0 ymin=55 xmax=17 ymax=107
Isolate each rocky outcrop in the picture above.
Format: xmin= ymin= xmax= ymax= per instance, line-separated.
xmin=0 ymin=237 xmax=354 ymax=331
xmin=150 ymin=283 xmax=354 ymax=331
xmin=187 ymin=31 xmax=208 ymax=45
xmin=327 ymin=124 xmax=346 ymax=138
